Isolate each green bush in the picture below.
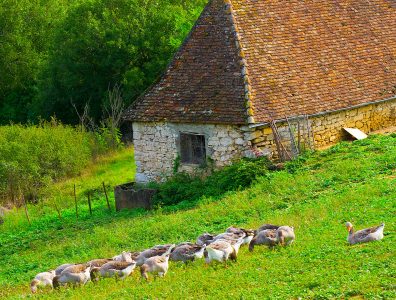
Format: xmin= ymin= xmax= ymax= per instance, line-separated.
xmin=151 ymin=157 xmax=272 ymax=207
xmin=0 ymin=119 xmax=117 ymax=205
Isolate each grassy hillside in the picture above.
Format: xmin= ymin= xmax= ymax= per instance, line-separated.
xmin=1 ymin=135 xmax=395 ymax=299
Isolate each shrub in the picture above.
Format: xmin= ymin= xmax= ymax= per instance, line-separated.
xmin=0 ymin=119 xmax=118 ymax=205
xmin=151 ymin=157 xmax=272 ymax=207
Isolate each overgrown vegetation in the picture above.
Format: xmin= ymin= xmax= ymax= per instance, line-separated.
xmin=0 ymin=0 xmax=206 ymax=125
xmin=152 ymin=157 xmax=272 ymax=208
xmin=0 ymin=135 xmax=394 ymax=299
xmin=0 ymin=119 xmax=123 ymax=206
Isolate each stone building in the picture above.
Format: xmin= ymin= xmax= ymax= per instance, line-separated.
xmin=123 ymin=0 xmax=396 ymax=183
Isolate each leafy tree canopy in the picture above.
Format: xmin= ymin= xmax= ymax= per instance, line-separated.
xmin=0 ymin=0 xmax=206 ymax=124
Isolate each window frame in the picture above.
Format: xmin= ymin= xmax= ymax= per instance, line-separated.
xmin=178 ymin=132 xmax=207 ymax=165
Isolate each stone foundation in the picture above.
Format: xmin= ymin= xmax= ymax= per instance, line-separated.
xmin=133 ymin=122 xmax=250 ymax=183
xmin=133 ymin=99 xmax=395 ymax=183
xmin=248 ymin=99 xmax=396 ymax=153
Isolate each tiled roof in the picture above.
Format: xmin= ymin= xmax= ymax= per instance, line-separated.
xmin=125 ymin=0 xmax=396 ymax=124
xmin=124 ymin=0 xmax=247 ymax=124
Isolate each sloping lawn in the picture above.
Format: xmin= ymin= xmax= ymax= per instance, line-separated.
xmin=0 ymin=135 xmax=395 ymax=299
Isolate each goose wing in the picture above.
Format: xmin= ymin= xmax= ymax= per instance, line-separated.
xmin=87 ymin=259 xmax=111 ymax=267
xmin=102 ymin=261 xmax=135 ymax=271
xmin=258 ymin=224 xmax=280 ymax=232
xmin=61 ymin=264 xmax=88 ymax=274
xmin=208 ymin=241 xmax=231 ymax=251
xmin=354 ymin=224 xmax=384 ymax=240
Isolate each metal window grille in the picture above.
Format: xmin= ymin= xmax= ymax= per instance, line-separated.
xmin=180 ymin=133 xmax=206 ymax=164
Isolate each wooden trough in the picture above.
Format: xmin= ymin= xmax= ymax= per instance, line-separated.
xmin=114 ymin=182 xmax=157 ymax=211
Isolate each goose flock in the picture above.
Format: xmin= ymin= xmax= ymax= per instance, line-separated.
xmin=30 ymin=221 xmax=385 ymax=293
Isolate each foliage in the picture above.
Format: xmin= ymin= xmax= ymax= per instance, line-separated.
xmin=0 ymin=120 xmax=120 ymax=205
xmin=0 ymin=0 xmax=206 ymax=124
xmin=0 ymin=135 xmax=395 ymax=299
xmin=151 ymin=157 xmax=273 ymax=207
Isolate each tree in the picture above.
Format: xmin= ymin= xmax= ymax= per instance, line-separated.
xmin=37 ymin=0 xmax=206 ymax=124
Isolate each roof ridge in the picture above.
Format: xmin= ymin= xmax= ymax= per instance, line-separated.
xmin=224 ymin=0 xmax=255 ymax=124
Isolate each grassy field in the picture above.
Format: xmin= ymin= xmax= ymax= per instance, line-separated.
xmin=0 ymin=135 xmax=395 ymax=299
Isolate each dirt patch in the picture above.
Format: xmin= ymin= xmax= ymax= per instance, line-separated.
xmin=370 ymin=126 xmax=396 ymax=135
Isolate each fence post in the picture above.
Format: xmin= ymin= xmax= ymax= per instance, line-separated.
xmin=54 ymin=203 xmax=62 ymax=220
xmin=22 ymin=194 xmax=31 ymax=225
xmin=102 ymin=182 xmax=111 ymax=212
xmin=74 ymin=184 xmax=78 ymax=219
xmin=87 ymin=192 xmax=92 ymax=216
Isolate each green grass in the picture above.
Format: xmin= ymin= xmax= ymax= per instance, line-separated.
xmin=1 ymin=135 xmax=395 ymax=299
xmin=0 ymin=146 xmax=135 ymax=231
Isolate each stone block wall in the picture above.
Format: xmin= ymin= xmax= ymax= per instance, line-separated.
xmin=133 ymin=122 xmax=250 ymax=183
xmin=248 ymin=99 xmax=396 ymax=153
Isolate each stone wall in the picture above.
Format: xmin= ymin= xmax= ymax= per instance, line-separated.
xmin=133 ymin=99 xmax=395 ymax=183
xmin=133 ymin=122 xmax=250 ymax=183
xmin=247 ymin=99 xmax=396 ymax=153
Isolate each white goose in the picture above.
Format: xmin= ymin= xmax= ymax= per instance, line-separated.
xmin=140 ymin=244 xmax=175 ymax=280
xmin=30 ymin=270 xmax=56 ymax=293
xmin=205 ymin=239 xmax=242 ymax=266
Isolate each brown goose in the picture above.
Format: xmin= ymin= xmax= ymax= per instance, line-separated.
xmin=55 ymin=263 xmax=75 ymax=276
xmin=276 ymin=226 xmax=295 ymax=246
xmin=196 ymin=233 xmax=215 ymax=246
xmin=170 ymin=243 xmax=205 ymax=262
xmin=257 ymin=224 xmax=281 ymax=233
xmin=135 ymin=244 xmax=174 ymax=266
xmin=345 ymin=222 xmax=385 ymax=245
xmin=87 ymin=258 xmax=112 ymax=268
xmin=226 ymin=226 xmax=255 ymax=245
xmin=98 ymin=261 xmax=137 ymax=279
xmin=249 ymin=229 xmax=278 ymax=251
xmin=140 ymin=244 xmax=175 ymax=280
xmin=53 ymin=264 xmax=92 ymax=288
xmin=30 ymin=270 xmax=56 ymax=293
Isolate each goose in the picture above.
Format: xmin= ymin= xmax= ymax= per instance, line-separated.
xmin=140 ymin=244 xmax=175 ymax=280
xmin=213 ymin=232 xmax=245 ymax=243
xmin=135 ymin=244 xmax=174 ymax=266
xmin=257 ymin=224 xmax=281 ymax=233
xmin=226 ymin=226 xmax=255 ymax=245
xmin=53 ymin=264 xmax=92 ymax=288
xmin=170 ymin=243 xmax=206 ymax=262
xmin=205 ymin=240 xmax=238 ymax=266
xmin=196 ymin=233 xmax=215 ymax=246
xmin=30 ymin=270 xmax=56 ymax=293
xmin=276 ymin=226 xmax=295 ymax=246
xmin=345 ymin=222 xmax=385 ymax=245
xmin=55 ymin=263 xmax=75 ymax=276
xmin=98 ymin=261 xmax=137 ymax=279
xmin=249 ymin=229 xmax=278 ymax=251
xmin=87 ymin=258 xmax=112 ymax=268
xmin=112 ymin=251 xmax=138 ymax=262
xmin=216 ymin=237 xmax=245 ymax=255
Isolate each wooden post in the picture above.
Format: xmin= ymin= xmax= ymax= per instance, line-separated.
xmin=74 ymin=184 xmax=78 ymax=219
xmin=297 ymin=118 xmax=301 ymax=153
xmin=102 ymin=182 xmax=111 ymax=211
xmin=22 ymin=194 xmax=31 ymax=225
xmin=87 ymin=192 xmax=92 ymax=216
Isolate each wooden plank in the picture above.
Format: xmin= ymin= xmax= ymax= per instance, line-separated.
xmin=343 ymin=128 xmax=368 ymax=140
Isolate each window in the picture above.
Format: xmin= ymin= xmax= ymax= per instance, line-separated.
xmin=179 ymin=133 xmax=206 ymax=165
